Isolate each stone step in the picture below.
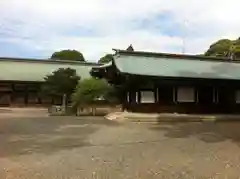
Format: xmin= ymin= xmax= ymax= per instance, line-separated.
xmin=105 ymin=112 xmax=240 ymax=122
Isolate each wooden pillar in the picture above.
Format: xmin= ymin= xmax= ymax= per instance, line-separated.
xmin=10 ymin=84 xmax=14 ymax=106
xmin=137 ymin=91 xmax=141 ymax=104
xmin=195 ymin=88 xmax=199 ymax=104
xmin=155 ymin=88 xmax=158 ymax=103
xmin=157 ymin=87 xmax=160 ymax=104
xmin=121 ymin=91 xmax=128 ymax=111
xmin=38 ymin=95 xmax=42 ymax=105
xmin=173 ymin=86 xmax=177 ymax=104
xmin=130 ymin=91 xmax=136 ymax=104
xmin=213 ymin=87 xmax=219 ymax=104
xmin=24 ymin=85 xmax=28 ymax=106
xmin=213 ymin=87 xmax=215 ymax=103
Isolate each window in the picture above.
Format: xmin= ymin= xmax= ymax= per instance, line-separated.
xmin=177 ymin=87 xmax=195 ymax=102
xmin=235 ymin=90 xmax=240 ymax=103
xmin=140 ymin=91 xmax=155 ymax=103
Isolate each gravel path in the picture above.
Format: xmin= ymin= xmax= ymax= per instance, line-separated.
xmin=1 ymin=116 xmax=240 ymax=178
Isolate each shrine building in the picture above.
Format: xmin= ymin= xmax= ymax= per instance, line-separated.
xmin=91 ymin=49 xmax=240 ymax=114
xmin=0 ymin=57 xmax=99 ymax=106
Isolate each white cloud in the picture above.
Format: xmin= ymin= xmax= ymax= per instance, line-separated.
xmin=0 ymin=0 xmax=240 ymax=61
xmin=39 ymin=31 xmax=183 ymax=60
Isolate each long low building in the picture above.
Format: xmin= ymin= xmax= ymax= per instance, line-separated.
xmin=0 ymin=57 xmax=100 ymax=106
xmin=91 ymin=49 xmax=240 ymax=114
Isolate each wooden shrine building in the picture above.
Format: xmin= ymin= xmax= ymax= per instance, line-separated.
xmin=0 ymin=58 xmax=100 ymax=106
xmin=91 ymin=49 xmax=240 ymax=114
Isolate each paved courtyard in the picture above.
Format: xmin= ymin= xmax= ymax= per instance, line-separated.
xmin=1 ymin=115 xmax=240 ymax=178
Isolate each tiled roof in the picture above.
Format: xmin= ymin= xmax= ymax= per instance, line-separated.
xmin=112 ymin=50 xmax=240 ymax=80
xmin=113 ymin=49 xmax=233 ymax=62
xmin=0 ymin=58 xmax=99 ymax=82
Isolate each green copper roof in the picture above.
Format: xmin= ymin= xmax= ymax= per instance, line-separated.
xmin=113 ymin=49 xmax=231 ymax=61
xmin=113 ymin=52 xmax=240 ymax=80
xmin=0 ymin=58 xmax=100 ymax=82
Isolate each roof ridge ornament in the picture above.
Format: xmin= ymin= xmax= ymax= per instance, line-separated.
xmin=126 ymin=44 xmax=134 ymax=52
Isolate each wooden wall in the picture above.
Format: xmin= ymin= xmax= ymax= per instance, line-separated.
xmin=124 ymin=84 xmax=240 ymax=114
xmin=0 ymin=82 xmax=61 ymax=107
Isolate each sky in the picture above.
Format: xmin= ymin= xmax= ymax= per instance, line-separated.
xmin=0 ymin=0 xmax=240 ymax=62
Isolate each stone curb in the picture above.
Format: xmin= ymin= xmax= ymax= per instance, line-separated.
xmin=105 ymin=112 xmax=240 ymax=123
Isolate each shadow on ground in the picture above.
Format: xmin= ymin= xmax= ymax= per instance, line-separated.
xmin=150 ymin=121 xmax=240 ymax=145
xmin=0 ymin=116 xmax=119 ymax=157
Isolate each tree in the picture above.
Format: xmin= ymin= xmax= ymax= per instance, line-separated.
xmin=42 ymin=68 xmax=80 ymax=106
xmin=98 ymin=54 xmax=113 ymax=64
xmin=205 ymin=38 xmax=240 ymax=59
xmin=51 ymin=50 xmax=85 ymax=61
xmin=72 ymin=78 xmax=118 ymax=113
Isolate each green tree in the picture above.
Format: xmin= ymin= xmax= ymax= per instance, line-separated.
xmin=231 ymin=39 xmax=240 ymax=58
xmin=51 ymin=50 xmax=85 ymax=61
xmin=205 ymin=38 xmax=240 ymax=59
xmin=42 ymin=68 xmax=80 ymax=105
xmin=98 ymin=54 xmax=113 ymax=64
xmin=72 ymin=78 xmax=118 ymax=111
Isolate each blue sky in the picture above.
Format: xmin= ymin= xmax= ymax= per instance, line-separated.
xmin=0 ymin=0 xmax=240 ymax=62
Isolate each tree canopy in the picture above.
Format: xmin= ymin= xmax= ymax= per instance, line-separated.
xmin=205 ymin=38 xmax=240 ymax=59
xmin=51 ymin=50 xmax=85 ymax=61
xmin=42 ymin=68 xmax=80 ymax=101
xmin=72 ymin=78 xmax=118 ymax=108
xmin=98 ymin=54 xmax=113 ymax=64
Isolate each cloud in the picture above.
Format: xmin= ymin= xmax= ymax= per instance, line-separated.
xmin=0 ymin=0 xmax=240 ymax=61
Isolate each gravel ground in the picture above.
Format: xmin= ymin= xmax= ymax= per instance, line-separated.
xmin=1 ymin=116 xmax=240 ymax=179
